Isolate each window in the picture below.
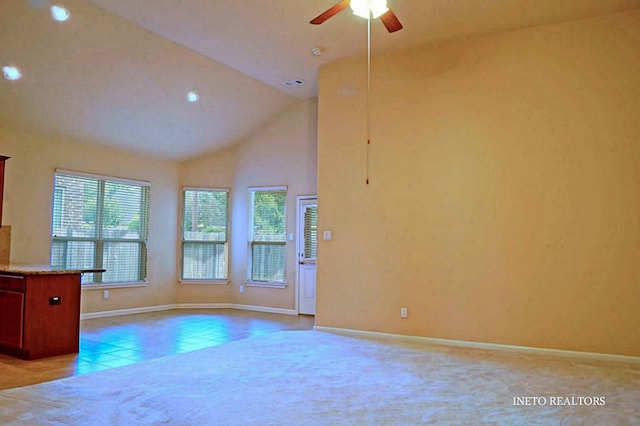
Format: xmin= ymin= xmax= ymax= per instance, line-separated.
xmin=181 ymin=188 xmax=229 ymax=281
xmin=249 ymin=187 xmax=287 ymax=284
xmin=50 ymin=170 xmax=150 ymax=284
xmin=303 ymin=205 xmax=318 ymax=260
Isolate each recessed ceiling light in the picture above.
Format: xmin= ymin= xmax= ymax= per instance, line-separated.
xmin=311 ymin=47 xmax=324 ymax=56
xmin=186 ymin=91 xmax=200 ymax=103
xmin=50 ymin=5 xmax=70 ymax=22
xmin=2 ymin=66 xmax=22 ymax=81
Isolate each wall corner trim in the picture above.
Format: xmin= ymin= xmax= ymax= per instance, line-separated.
xmin=312 ymin=326 xmax=640 ymax=364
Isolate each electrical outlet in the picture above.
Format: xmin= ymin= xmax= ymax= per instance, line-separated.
xmin=400 ymin=306 xmax=408 ymax=318
xmin=239 ymin=285 xmax=244 ymax=294
xmin=103 ymin=290 xmax=109 ymax=300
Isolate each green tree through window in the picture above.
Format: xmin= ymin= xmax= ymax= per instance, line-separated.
xmin=249 ymin=189 xmax=286 ymax=283
xmin=51 ymin=172 xmax=149 ymax=284
xmin=181 ymin=189 xmax=229 ymax=281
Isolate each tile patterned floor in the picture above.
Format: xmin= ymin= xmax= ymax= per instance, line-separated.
xmin=0 ymin=309 xmax=314 ymax=390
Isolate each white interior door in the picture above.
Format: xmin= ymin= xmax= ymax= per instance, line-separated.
xmin=297 ymin=197 xmax=317 ymax=315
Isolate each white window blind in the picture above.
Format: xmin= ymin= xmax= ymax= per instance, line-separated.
xmin=249 ymin=188 xmax=287 ymax=284
xmin=50 ymin=171 xmax=149 ymax=284
xmin=181 ymin=188 xmax=229 ymax=281
xmin=304 ymin=206 xmax=318 ymax=260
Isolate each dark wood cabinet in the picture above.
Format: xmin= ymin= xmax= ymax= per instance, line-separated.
xmin=0 ymin=288 xmax=24 ymax=348
xmin=0 ymin=272 xmax=81 ymax=360
xmin=0 ymin=155 xmax=8 ymax=227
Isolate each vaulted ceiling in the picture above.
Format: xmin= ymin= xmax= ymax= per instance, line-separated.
xmin=2 ymin=0 xmax=639 ymax=162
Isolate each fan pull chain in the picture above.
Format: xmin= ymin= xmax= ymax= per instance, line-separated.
xmin=366 ymin=14 xmax=371 ymax=185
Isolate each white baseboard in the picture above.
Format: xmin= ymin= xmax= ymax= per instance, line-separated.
xmin=232 ymin=304 xmax=298 ymax=316
xmin=173 ymin=303 xmax=297 ymax=315
xmin=173 ymin=303 xmax=233 ymax=310
xmin=81 ymin=303 xmax=297 ymax=320
xmin=313 ymin=326 xmax=640 ymax=364
xmin=80 ymin=304 xmax=174 ymax=320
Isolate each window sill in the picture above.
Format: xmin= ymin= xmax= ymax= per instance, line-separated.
xmin=246 ymin=281 xmax=287 ymax=289
xmin=179 ymin=279 xmax=229 ymax=285
xmin=82 ymin=281 xmax=148 ymax=290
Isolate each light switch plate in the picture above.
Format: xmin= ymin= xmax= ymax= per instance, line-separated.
xmin=323 ymin=230 xmax=332 ymax=241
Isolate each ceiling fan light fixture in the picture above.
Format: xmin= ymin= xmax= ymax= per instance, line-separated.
xmin=369 ymin=0 xmax=389 ymax=19
xmin=350 ymin=0 xmax=389 ymax=20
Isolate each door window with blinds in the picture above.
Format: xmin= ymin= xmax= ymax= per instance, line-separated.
xmin=181 ymin=188 xmax=229 ymax=281
xmin=303 ymin=205 xmax=318 ymax=261
xmin=248 ymin=187 xmax=287 ymax=285
xmin=50 ymin=170 xmax=150 ymax=284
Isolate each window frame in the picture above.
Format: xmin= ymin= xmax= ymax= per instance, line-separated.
xmin=247 ymin=186 xmax=288 ymax=288
xmin=50 ymin=169 xmax=150 ymax=287
xmin=180 ymin=187 xmax=230 ymax=284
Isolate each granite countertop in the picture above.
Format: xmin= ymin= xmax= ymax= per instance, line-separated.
xmin=0 ymin=264 xmax=105 ymax=275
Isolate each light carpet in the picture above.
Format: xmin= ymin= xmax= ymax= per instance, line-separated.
xmin=0 ymin=330 xmax=638 ymax=425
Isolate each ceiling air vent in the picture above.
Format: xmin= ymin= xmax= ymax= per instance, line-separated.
xmin=282 ymin=79 xmax=306 ymax=87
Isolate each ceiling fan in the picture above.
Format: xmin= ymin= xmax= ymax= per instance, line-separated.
xmin=310 ymin=0 xmax=403 ymax=33
xmin=311 ymin=0 xmax=403 ymax=185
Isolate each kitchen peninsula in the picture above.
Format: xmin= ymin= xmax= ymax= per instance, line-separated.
xmin=0 ymin=264 xmax=104 ymax=360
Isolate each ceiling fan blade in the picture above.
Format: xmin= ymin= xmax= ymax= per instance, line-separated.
xmin=310 ymin=0 xmax=350 ymax=25
xmin=380 ymin=9 xmax=403 ymax=33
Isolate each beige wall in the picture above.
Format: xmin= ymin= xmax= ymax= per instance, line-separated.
xmin=316 ymin=10 xmax=640 ymax=356
xmin=0 ymin=129 xmax=179 ymax=313
xmin=177 ymin=99 xmax=318 ymax=309
xmin=176 ymin=146 xmax=237 ymax=304
xmin=0 ymin=98 xmax=317 ymax=315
